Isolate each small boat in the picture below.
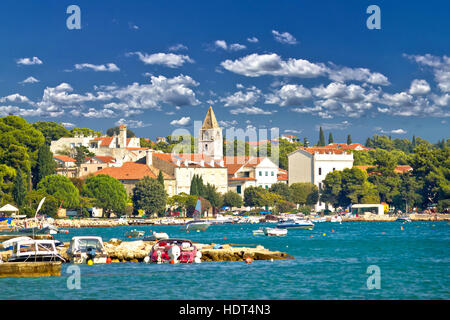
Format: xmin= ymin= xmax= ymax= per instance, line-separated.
xmin=263 ymin=227 xmax=288 ymax=237
xmin=182 ymin=198 xmax=211 ymax=231
xmin=330 ymin=215 xmax=343 ymax=223
xmin=312 ymin=217 xmax=326 ymax=223
xmin=277 ymin=219 xmax=314 ymax=230
xmin=396 ymin=216 xmax=412 ymax=223
xmin=8 ymin=239 xmax=66 ymax=263
xmin=143 ymin=231 xmax=169 ymax=241
xmin=252 ymin=228 xmax=264 ymax=235
xmin=144 ymin=239 xmax=201 ymax=264
xmin=66 ymin=236 xmax=110 ymax=264
xmin=2 ymin=236 xmax=33 ymax=250
xmin=210 ymin=214 xmax=234 ymax=225
xmin=125 ymin=229 xmax=145 ymax=238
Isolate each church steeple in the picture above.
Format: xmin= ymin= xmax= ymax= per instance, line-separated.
xmin=202 ymin=106 xmax=220 ymax=130
xmin=198 ymin=106 xmax=223 ymax=160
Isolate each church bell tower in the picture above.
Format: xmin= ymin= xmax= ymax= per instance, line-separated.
xmin=198 ymin=106 xmax=223 ymax=160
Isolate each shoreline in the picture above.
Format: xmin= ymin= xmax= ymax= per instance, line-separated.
xmin=49 ymin=213 xmax=450 ymax=228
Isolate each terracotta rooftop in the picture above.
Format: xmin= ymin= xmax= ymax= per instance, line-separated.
xmin=327 ymin=143 xmax=370 ymax=150
xmin=84 ymin=156 xmax=116 ymax=164
xmin=93 ymin=162 xmax=157 ymax=180
xmin=223 ymin=156 xmax=264 ymax=174
xmin=282 ymin=134 xmax=300 ymax=139
xmin=53 ymin=155 xmax=76 ymax=162
xmin=153 ymin=153 xmax=223 ymax=168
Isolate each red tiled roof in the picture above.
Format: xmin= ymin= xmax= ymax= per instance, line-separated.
xmin=92 ymin=136 xmax=114 ymax=147
xmin=93 ymin=162 xmax=156 ymax=180
xmin=53 ymin=155 xmax=76 ymax=162
xmin=282 ymin=134 xmax=300 ymax=139
xmin=85 ymin=156 xmax=116 ymax=164
xmin=277 ymin=168 xmax=288 ymax=181
xmin=223 ymin=156 xmax=264 ymax=174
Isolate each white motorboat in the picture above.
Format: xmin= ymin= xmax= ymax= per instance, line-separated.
xmin=330 ymin=215 xmax=343 ymax=223
xmin=125 ymin=229 xmax=145 ymax=238
xmin=1 ymin=236 xmax=32 ymax=250
xmin=277 ymin=218 xmax=314 ymax=230
xmin=396 ymin=216 xmax=412 ymax=223
xmin=252 ymin=228 xmax=264 ymax=235
xmin=66 ymin=236 xmax=110 ymax=264
xmin=143 ymin=231 xmax=169 ymax=241
xmin=8 ymin=239 xmax=66 ymax=263
xmin=312 ymin=217 xmax=326 ymax=223
xmin=263 ymin=227 xmax=288 ymax=237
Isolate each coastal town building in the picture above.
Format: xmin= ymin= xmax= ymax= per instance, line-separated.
xmin=288 ymin=147 xmax=354 ymax=211
xmin=281 ymin=134 xmax=301 ymax=143
xmin=53 ymin=155 xmax=77 ymax=178
xmin=224 ymin=156 xmax=284 ymax=196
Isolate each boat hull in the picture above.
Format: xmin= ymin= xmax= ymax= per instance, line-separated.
xmin=276 ymin=223 xmax=314 ymax=230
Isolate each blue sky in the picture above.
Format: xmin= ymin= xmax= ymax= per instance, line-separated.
xmin=1 ymin=0 xmax=449 ymax=143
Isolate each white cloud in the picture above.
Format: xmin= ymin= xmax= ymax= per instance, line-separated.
xmin=265 ymin=84 xmax=312 ymax=106
xmin=221 ymin=53 xmax=327 ymax=78
xmin=0 ymin=93 xmax=33 ymax=104
xmin=230 ymin=106 xmax=274 ymax=115
xmin=170 ymin=116 xmax=191 ymax=126
xmin=405 ymin=54 xmax=450 ymax=92
xmin=247 ymin=37 xmax=259 ymax=43
xmin=115 ymin=118 xmax=151 ymax=128
xmin=74 ymin=63 xmax=120 ymax=72
xmin=61 ymin=122 xmax=76 ymax=128
xmin=409 ymin=79 xmax=431 ymax=95
xmin=168 ymin=44 xmax=188 ymax=51
xmin=72 ymin=108 xmax=116 ymax=118
xmin=219 ymin=120 xmax=238 ymax=128
xmin=327 ymin=65 xmax=390 ymax=85
xmin=272 ymin=30 xmax=298 ymax=45
xmin=16 ymin=56 xmax=43 ymax=65
xmin=214 ymin=40 xmax=246 ymax=51
xmin=391 ymin=129 xmax=407 ymax=134
xmin=220 ymin=86 xmax=261 ymax=107
xmin=129 ymin=52 xmax=194 ymax=68
xmin=19 ymin=76 xmax=39 ymax=84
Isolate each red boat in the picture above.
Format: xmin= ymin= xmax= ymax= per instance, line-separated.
xmin=145 ymin=239 xmax=202 ymax=264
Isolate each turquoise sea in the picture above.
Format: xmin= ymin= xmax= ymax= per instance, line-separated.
xmin=0 ymin=221 xmax=449 ymax=300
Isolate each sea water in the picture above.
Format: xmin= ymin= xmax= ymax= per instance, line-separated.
xmin=0 ymin=221 xmax=448 ymax=299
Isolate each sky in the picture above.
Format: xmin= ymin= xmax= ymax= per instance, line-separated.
xmin=0 ymin=0 xmax=449 ymax=144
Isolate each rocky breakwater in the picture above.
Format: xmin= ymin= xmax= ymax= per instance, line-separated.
xmin=53 ymin=219 xmax=129 ymax=228
xmin=58 ymin=239 xmax=293 ymax=263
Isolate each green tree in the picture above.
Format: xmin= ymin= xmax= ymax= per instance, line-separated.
xmin=223 ymin=190 xmax=243 ymax=208
xmin=347 ymin=134 xmax=352 ymax=145
xmin=328 ymin=132 xmax=334 ymax=144
xmin=393 ymin=173 xmax=422 ymax=212
xmin=32 ymin=143 xmax=56 ymax=187
xmin=289 ymin=183 xmax=319 ymax=206
xmin=157 ymin=170 xmax=165 ymax=186
xmin=82 ymin=174 xmax=128 ymax=217
xmin=12 ymin=168 xmax=26 ymax=207
xmin=243 ymin=186 xmax=266 ymax=208
xmin=33 ymin=121 xmax=71 ymax=145
xmin=37 ymin=174 xmax=79 ymax=208
xmin=269 ymin=182 xmax=291 ymax=200
xmin=203 ymin=183 xmax=223 ymax=214
xmin=25 ymin=191 xmax=60 ymax=218
xmin=317 ymin=127 xmax=325 ymax=146
xmin=0 ymin=164 xmax=16 ymax=196
xmin=132 ymin=176 xmax=167 ymax=217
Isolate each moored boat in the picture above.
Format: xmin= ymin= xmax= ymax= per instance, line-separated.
xmin=396 ymin=216 xmax=412 ymax=222
xmin=182 ymin=198 xmax=211 ymax=231
xmin=7 ymin=239 xmax=65 ymax=263
xmin=263 ymin=227 xmax=288 ymax=237
xmin=143 ymin=231 xmax=169 ymax=241
xmin=144 ymin=239 xmax=201 ymax=264
xmin=277 ymin=219 xmax=314 ymax=230
xmin=252 ymin=228 xmax=264 ymax=235
xmin=125 ymin=229 xmax=145 ymax=238
xmin=66 ymin=236 xmax=110 ymax=264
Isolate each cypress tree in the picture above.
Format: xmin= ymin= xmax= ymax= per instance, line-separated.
xmin=32 ymin=143 xmax=56 ymax=187
xmin=318 ymin=127 xmax=325 ymax=146
xmin=347 ymin=134 xmax=352 ymax=145
xmin=157 ymin=170 xmax=164 ymax=186
xmin=328 ymin=132 xmax=334 ymax=144
xmin=190 ymin=175 xmax=198 ymax=196
xmin=412 ymin=135 xmax=416 ymax=147
xmin=12 ymin=169 xmax=26 ymax=207
xmin=303 ymin=137 xmax=309 ymax=147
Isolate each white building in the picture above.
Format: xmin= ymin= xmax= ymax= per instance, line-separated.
xmin=287 ymin=147 xmax=354 ymax=211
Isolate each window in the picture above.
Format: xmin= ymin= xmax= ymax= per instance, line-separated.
xmin=97 ymin=167 xmax=102 ymax=171
xmin=205 ymin=144 xmax=208 ymax=151
xmin=265 ymin=171 xmax=268 ymax=176
xmin=259 ymin=171 xmax=262 ymax=176
xmin=236 ymin=185 xmax=242 ymax=194
xmin=271 ymin=171 xmax=274 ymax=176
xmin=265 ymin=185 xmax=268 ymax=189
xmin=84 ymin=167 xmax=88 ymax=172
xmin=318 ymin=168 xmax=322 ymax=175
